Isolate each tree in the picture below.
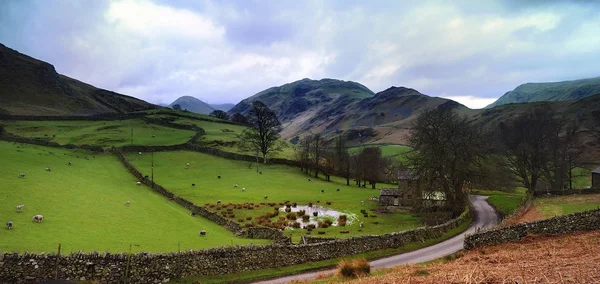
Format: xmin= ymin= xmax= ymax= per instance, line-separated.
xmin=231 ymin=113 xmax=248 ymax=125
xmin=333 ymin=135 xmax=352 ymax=185
xmin=237 ymin=101 xmax=282 ymax=163
xmin=309 ymin=133 xmax=327 ymax=178
xmin=172 ymin=104 xmax=182 ymax=110
xmin=295 ymin=135 xmax=312 ymax=174
xmin=209 ymin=110 xmax=229 ymax=120
xmin=357 ymin=147 xmax=387 ymax=189
xmin=497 ymin=107 xmax=584 ymax=193
xmin=408 ymin=107 xmax=488 ymax=216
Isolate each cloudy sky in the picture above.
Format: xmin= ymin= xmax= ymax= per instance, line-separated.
xmin=1 ymin=0 xmax=599 ymax=108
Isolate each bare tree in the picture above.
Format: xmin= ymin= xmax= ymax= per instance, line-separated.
xmin=309 ymin=133 xmax=327 ymax=178
xmin=295 ymin=135 xmax=312 ymax=174
xmin=231 ymin=113 xmax=249 ymax=125
xmin=408 ymin=107 xmax=488 ymax=216
xmin=333 ymin=135 xmax=351 ymax=185
xmin=238 ymin=101 xmax=282 ymax=163
xmin=358 ymin=147 xmax=387 ymax=189
xmin=497 ymin=106 xmax=584 ymax=193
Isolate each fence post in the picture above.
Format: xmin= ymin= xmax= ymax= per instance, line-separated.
xmin=55 ymin=243 xmax=61 ymax=280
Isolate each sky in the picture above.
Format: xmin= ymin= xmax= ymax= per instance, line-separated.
xmin=1 ymin=0 xmax=599 ymax=108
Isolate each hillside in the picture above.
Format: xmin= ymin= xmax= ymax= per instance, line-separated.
xmin=0 ymin=43 xmax=156 ymax=116
xmin=487 ymin=76 xmax=600 ymax=108
xmin=229 ymin=79 xmax=470 ymax=145
xmin=169 ymin=96 xmax=215 ymax=114
xmin=210 ymin=103 xmax=235 ymax=112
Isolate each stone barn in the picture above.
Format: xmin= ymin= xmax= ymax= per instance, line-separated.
xmin=593 ymin=167 xmax=600 ymax=188
xmin=380 ymin=188 xmax=403 ymax=206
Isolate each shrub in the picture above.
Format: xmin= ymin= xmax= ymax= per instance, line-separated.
xmin=306 ymin=224 xmax=316 ymax=230
xmin=326 ymin=201 xmax=332 ymax=205
xmin=285 ymin=207 xmax=291 ymax=213
xmin=238 ymin=218 xmax=244 ymax=222
xmin=308 ymin=202 xmax=313 ymax=207
xmin=324 ymin=219 xmax=333 ymax=226
xmin=285 ymin=204 xmax=291 ymax=208
xmin=286 ymin=212 xmax=297 ymax=220
xmin=292 ymin=202 xmax=297 ymax=207
xmin=297 ymin=210 xmax=305 ymax=216
xmin=336 ymin=259 xmax=370 ymax=278
xmin=274 ymin=206 xmax=279 ymax=211
xmin=313 ymin=212 xmax=318 ymax=217
xmin=292 ymin=222 xmax=301 ymax=228
xmin=302 ymin=215 xmax=310 ymax=222
xmin=246 ymin=216 xmax=252 ymax=220
xmin=338 ymin=215 xmax=347 ymax=227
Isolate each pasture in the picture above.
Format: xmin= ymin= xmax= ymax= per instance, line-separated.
xmin=533 ymin=194 xmax=600 ymax=219
xmin=348 ymin=143 xmax=411 ymax=160
xmin=126 ymin=150 xmax=423 ymax=240
xmin=0 ymin=142 xmax=268 ymax=253
xmin=471 ymin=188 xmax=527 ymax=217
xmin=1 ymin=119 xmax=195 ymax=148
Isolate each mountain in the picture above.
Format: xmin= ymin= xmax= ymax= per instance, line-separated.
xmin=0 ymin=43 xmax=156 ymax=116
xmin=487 ymin=77 xmax=600 ymax=108
xmin=229 ymin=79 xmax=472 ymax=144
xmin=169 ymin=96 xmax=215 ymax=114
xmin=210 ymin=103 xmax=235 ymax=112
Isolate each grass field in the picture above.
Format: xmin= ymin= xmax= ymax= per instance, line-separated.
xmin=533 ymin=194 xmax=600 ymax=219
xmin=1 ymin=119 xmax=195 ymax=148
xmin=471 ymin=188 xmax=527 ymax=217
xmin=0 ymin=142 xmax=268 ymax=253
xmin=348 ymin=144 xmax=411 ymax=162
xmin=126 ymin=151 xmax=423 ymax=240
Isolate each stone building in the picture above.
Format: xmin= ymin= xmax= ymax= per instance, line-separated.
xmin=593 ymin=167 xmax=600 ymax=188
xmin=380 ymin=170 xmax=418 ymax=206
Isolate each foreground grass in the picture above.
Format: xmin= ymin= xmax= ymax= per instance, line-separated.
xmin=1 ymin=119 xmax=195 ymax=148
xmin=0 ymin=142 xmax=268 ymax=253
xmin=126 ymin=151 xmax=422 ymax=239
xmin=332 ymin=231 xmax=600 ymax=284
xmin=471 ymin=188 xmax=527 ymax=217
xmin=169 ymin=219 xmax=472 ymax=284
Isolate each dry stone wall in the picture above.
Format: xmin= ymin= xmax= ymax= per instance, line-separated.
xmin=464 ymin=209 xmax=600 ymax=249
xmin=1 ymin=209 xmax=471 ymax=284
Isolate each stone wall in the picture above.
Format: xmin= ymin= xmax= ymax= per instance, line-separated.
xmin=464 ymin=209 xmax=600 ymax=250
xmin=0 ymin=133 xmax=104 ymax=152
xmin=1 ymin=209 xmax=472 ymax=283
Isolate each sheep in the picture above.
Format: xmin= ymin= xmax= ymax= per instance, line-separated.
xmin=321 ymin=189 xmax=324 ymax=193
xmin=337 ymin=188 xmax=340 ymax=192
xmin=308 ymin=178 xmax=311 ymax=182
xmin=192 ymin=183 xmax=196 ymax=187
xmin=19 ymin=173 xmax=25 ymax=178
xmin=361 ymin=200 xmax=364 ymax=206
xmin=217 ymin=200 xmax=221 ymax=204
xmin=359 ymin=222 xmax=364 ymax=228
xmin=6 ymin=221 xmax=13 ymax=230
xmin=259 ymin=171 xmax=262 ymax=175
xmin=242 ymin=188 xmax=246 ymax=192
xmin=152 ymin=135 xmax=156 ymax=138
xmin=200 ymin=230 xmax=206 ymax=236
xmin=126 ymin=201 xmax=130 ymax=206
xmin=264 ymin=195 xmax=268 ymax=199
xmin=45 ymin=168 xmax=51 ymax=172
xmin=138 ymin=152 xmax=142 ymax=155
xmin=16 ymin=205 xmax=24 ymax=213
xmin=217 ymin=175 xmax=221 ymax=179
xmin=136 ymin=181 xmax=142 ymax=186
xmin=32 ymin=215 xmax=43 ymax=223
xmin=68 ymin=162 xmax=72 ymax=166
xmin=186 ymin=162 xmax=190 ymax=167
xmin=233 ymin=184 xmax=238 ymax=188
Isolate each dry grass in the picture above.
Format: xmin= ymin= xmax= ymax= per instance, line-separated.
xmin=330 ymin=231 xmax=600 ymax=284
xmin=503 ymin=206 xmax=544 ymax=226
xmin=336 ymin=258 xmax=371 ymax=278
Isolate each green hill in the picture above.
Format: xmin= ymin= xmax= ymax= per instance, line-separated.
xmin=487 ymin=77 xmax=600 ymax=108
xmin=169 ymin=96 xmax=215 ymax=114
xmin=0 ymin=43 xmax=157 ymax=116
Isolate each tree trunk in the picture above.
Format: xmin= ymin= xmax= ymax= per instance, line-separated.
xmin=371 ymin=182 xmax=376 ymax=189
xmin=346 ymin=177 xmax=350 ymax=185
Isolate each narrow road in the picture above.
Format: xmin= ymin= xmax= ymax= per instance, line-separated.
xmin=254 ymin=195 xmax=497 ymax=284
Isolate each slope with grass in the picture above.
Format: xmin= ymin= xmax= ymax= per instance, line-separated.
xmin=0 ymin=142 xmax=268 ymax=253
xmin=126 ymin=150 xmax=423 ymax=240
xmin=348 ymin=144 xmax=411 ymax=161
xmin=329 ymin=231 xmax=600 ymax=283
xmin=169 ymin=96 xmax=215 ymax=115
xmin=0 ymin=43 xmax=156 ymax=116
xmin=1 ymin=119 xmax=196 ymax=148
xmin=510 ymin=194 xmax=600 ymax=224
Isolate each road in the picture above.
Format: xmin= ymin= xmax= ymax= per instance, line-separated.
xmin=253 ymin=195 xmax=498 ymax=284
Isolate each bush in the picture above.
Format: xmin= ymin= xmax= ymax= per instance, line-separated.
xmin=285 ymin=207 xmax=291 ymax=213
xmin=292 ymin=222 xmax=301 ymax=228
xmin=308 ymin=202 xmax=313 ymax=207
xmin=313 ymin=211 xmax=318 ymax=217
xmin=246 ymin=216 xmax=252 ymax=220
xmin=306 ymin=224 xmax=316 ymax=230
xmin=336 ymin=259 xmax=370 ymax=278
xmin=286 ymin=212 xmax=297 ymax=220
xmin=338 ymin=215 xmax=347 ymax=227
xmin=297 ymin=210 xmax=306 ymax=216
xmin=302 ymin=215 xmax=310 ymax=222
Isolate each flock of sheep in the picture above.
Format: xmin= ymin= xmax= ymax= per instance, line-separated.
xmin=6 ymin=162 xmax=76 ymax=230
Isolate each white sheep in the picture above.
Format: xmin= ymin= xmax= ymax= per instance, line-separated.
xmin=217 ymin=200 xmax=221 ymax=204
xmin=264 ymin=195 xmax=268 ymax=199
xmin=45 ymin=168 xmax=51 ymax=172
xmin=32 ymin=215 xmax=43 ymax=223
xmin=242 ymin=188 xmax=246 ymax=192
xmin=138 ymin=152 xmax=142 ymax=155
xmin=68 ymin=161 xmax=72 ymax=166
xmin=136 ymin=181 xmax=142 ymax=186
xmin=200 ymin=230 xmax=206 ymax=236
xmin=234 ymin=184 xmax=238 ymax=188
xmin=19 ymin=173 xmax=25 ymax=178
xmin=16 ymin=205 xmax=24 ymax=213
xmin=6 ymin=221 xmax=13 ymax=230
xmin=361 ymin=200 xmax=364 ymax=206
xmin=359 ymin=222 xmax=364 ymax=228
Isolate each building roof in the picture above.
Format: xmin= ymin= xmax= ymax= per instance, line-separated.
xmin=380 ymin=188 xmax=402 ymax=196
xmin=398 ymin=170 xmax=418 ymax=180
xmin=593 ymin=167 xmax=600 ymax=174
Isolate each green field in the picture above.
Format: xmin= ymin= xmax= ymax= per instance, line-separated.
xmin=533 ymin=194 xmax=600 ymax=218
xmin=1 ymin=119 xmax=195 ymax=148
xmin=126 ymin=151 xmax=422 ymax=240
xmin=348 ymin=144 xmax=411 ymax=160
xmin=471 ymin=188 xmax=528 ymax=217
xmin=0 ymin=142 xmax=268 ymax=253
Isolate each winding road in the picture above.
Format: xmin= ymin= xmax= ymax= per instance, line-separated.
xmin=254 ymin=195 xmax=498 ymax=284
